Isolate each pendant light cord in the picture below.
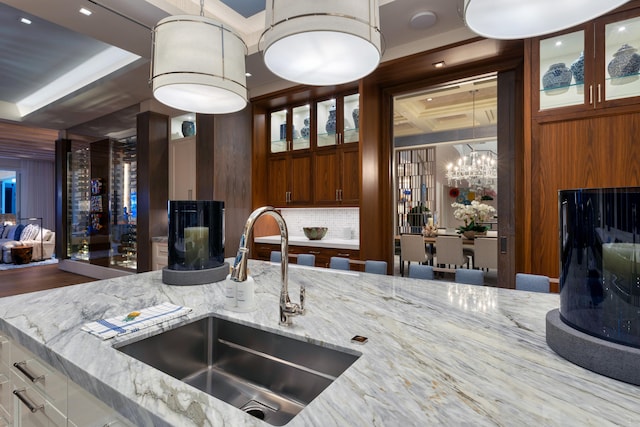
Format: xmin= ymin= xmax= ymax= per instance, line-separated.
xmin=200 ymin=0 xmax=205 ymax=16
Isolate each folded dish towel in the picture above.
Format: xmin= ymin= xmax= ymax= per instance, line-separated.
xmin=82 ymin=302 xmax=192 ymax=340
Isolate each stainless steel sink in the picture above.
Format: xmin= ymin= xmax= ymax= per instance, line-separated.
xmin=116 ymin=316 xmax=360 ymax=425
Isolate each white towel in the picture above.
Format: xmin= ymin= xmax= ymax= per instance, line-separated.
xmin=82 ymin=302 xmax=192 ymax=340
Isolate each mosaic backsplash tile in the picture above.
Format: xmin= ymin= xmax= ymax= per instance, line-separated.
xmin=280 ymin=208 xmax=359 ymax=239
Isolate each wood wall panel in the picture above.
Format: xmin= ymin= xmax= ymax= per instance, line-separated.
xmin=531 ymin=113 xmax=640 ymax=277
xmin=212 ymin=106 xmax=252 ymax=257
xmin=136 ymin=111 xmax=169 ymax=272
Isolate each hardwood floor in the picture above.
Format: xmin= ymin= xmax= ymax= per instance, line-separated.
xmin=0 ymin=264 xmax=97 ymax=298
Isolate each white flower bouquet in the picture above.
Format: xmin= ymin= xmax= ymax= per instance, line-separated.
xmin=451 ymin=200 xmax=496 ymax=233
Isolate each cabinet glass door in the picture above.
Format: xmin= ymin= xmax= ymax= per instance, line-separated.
xmin=539 ymin=30 xmax=585 ymax=110
xmin=343 ymin=93 xmax=360 ymax=144
xmin=317 ymin=99 xmax=338 ymax=147
xmin=270 ymin=109 xmax=288 ymax=153
xmin=292 ymin=104 xmax=311 ymax=150
xmin=604 ymin=15 xmax=640 ymax=101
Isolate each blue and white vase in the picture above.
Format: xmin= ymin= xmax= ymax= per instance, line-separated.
xmin=608 ymin=44 xmax=640 ymax=80
xmin=352 ymin=107 xmax=359 ymax=129
xmin=571 ymin=52 xmax=585 ymax=85
xmin=300 ymin=117 xmax=310 ymax=138
xmin=325 ymin=107 xmax=337 ymax=135
xmin=542 ymin=63 xmax=572 ymax=90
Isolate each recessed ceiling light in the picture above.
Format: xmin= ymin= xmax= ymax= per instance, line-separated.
xmin=555 ymin=41 xmax=563 ymax=47
xmin=433 ymin=61 xmax=445 ymax=68
xmin=410 ymin=11 xmax=437 ymax=30
xmin=79 ymin=8 xmax=92 ymax=16
xmin=245 ymin=72 xmax=252 ymax=77
xmin=20 ymin=17 xmax=32 ymax=25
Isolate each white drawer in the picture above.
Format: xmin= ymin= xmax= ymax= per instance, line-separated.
xmin=9 ymin=341 xmax=67 ymax=410
xmin=67 ymin=381 xmax=133 ymax=427
xmin=11 ymin=371 xmax=66 ymax=427
xmin=0 ymin=374 xmax=11 ymax=423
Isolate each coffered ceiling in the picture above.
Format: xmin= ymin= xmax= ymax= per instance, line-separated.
xmin=0 ymin=0 xmax=477 ymax=161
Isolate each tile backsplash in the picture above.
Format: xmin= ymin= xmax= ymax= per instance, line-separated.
xmin=280 ymin=208 xmax=359 ymax=239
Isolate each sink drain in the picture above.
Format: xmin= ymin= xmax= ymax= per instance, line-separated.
xmin=240 ymin=400 xmax=277 ymax=420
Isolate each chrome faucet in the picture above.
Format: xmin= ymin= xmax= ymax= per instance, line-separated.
xmin=230 ymin=206 xmax=305 ymax=326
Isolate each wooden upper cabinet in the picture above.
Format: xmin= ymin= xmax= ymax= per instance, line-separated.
xmin=533 ymin=6 xmax=640 ymax=116
xmin=265 ymin=89 xmax=360 ymax=207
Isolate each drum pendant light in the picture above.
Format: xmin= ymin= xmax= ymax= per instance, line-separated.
xmin=150 ymin=1 xmax=247 ymax=114
xmin=261 ymin=0 xmax=383 ymax=86
xmin=460 ymin=0 xmax=630 ymax=40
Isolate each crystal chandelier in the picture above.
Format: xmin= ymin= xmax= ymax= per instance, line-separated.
xmin=446 ymin=150 xmax=497 ymax=189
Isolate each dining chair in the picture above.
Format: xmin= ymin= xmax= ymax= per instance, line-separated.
xmin=474 ymin=237 xmax=498 ymax=271
xmin=435 ymin=236 xmax=469 ymax=268
xmin=270 ymin=251 xmax=281 ymax=262
xmin=455 ymin=268 xmax=484 ymax=285
xmin=515 ymin=273 xmax=550 ymax=293
xmin=365 ymin=260 xmax=387 ymax=275
xmin=329 ymin=256 xmax=350 ymax=271
xmin=297 ymin=253 xmax=315 ymax=267
xmin=408 ymin=264 xmax=434 ymax=280
xmin=400 ymin=234 xmax=431 ymax=276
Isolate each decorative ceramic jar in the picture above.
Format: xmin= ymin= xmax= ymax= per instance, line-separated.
xmin=181 ymin=121 xmax=195 ymax=137
xmin=570 ymin=51 xmax=585 ymax=85
xmin=325 ymin=106 xmax=337 ymax=135
xmin=542 ymin=63 xmax=573 ymax=90
xmin=300 ymin=117 xmax=310 ymax=138
xmin=352 ymin=107 xmax=359 ymax=129
xmin=608 ymin=44 xmax=640 ymax=79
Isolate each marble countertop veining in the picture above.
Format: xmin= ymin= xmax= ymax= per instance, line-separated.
xmin=0 ymin=261 xmax=638 ymax=426
xmin=255 ymin=235 xmax=359 ymax=250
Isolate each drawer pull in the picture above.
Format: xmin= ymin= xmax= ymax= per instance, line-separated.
xmin=337 ymin=253 xmax=351 ymax=257
xmin=308 ymin=250 xmax=321 ymax=255
xmin=13 ymin=388 xmax=43 ymax=413
xmin=13 ymin=361 xmax=44 ymax=383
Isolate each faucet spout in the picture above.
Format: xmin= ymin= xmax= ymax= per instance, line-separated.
xmin=230 ymin=206 xmax=304 ymax=326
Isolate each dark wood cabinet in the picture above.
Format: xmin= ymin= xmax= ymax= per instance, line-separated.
xmin=265 ymin=90 xmax=360 ymax=207
xmin=314 ymin=144 xmax=359 ymax=205
xmin=254 ymin=242 xmax=360 ymax=269
xmin=268 ymin=154 xmax=312 ymax=205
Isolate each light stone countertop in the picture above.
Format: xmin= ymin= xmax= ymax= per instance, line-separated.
xmin=255 ymin=235 xmax=359 ymax=250
xmin=0 ymin=260 xmax=638 ymax=426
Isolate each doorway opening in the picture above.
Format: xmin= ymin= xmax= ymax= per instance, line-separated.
xmin=393 ymin=74 xmax=498 ymax=282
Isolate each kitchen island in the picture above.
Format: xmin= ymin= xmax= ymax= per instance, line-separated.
xmin=0 ymin=260 xmax=637 ymax=426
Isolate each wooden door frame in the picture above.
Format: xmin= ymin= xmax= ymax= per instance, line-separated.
xmin=360 ymin=37 xmax=523 ymax=281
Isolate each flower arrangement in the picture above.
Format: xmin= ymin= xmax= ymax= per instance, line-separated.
xmin=451 ymin=201 xmax=496 ymax=234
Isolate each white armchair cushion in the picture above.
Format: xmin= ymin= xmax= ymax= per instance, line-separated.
xmin=20 ymin=224 xmax=34 ymax=241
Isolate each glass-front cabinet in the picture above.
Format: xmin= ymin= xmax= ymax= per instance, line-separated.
xmin=270 ymin=104 xmax=311 ymax=153
xmin=601 ymin=12 xmax=640 ymax=103
xmin=534 ymin=6 xmax=640 ymax=114
xmin=316 ymin=93 xmax=360 ymax=147
xmin=66 ymin=137 xmax=137 ymax=271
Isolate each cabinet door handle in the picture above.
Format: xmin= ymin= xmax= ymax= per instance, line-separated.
xmin=340 ymin=189 xmax=343 ymax=201
xmin=13 ymin=388 xmax=43 ymax=413
xmin=309 ymin=250 xmax=321 ymax=254
xmin=335 ymin=189 xmax=339 ymax=201
xmin=13 ymin=361 xmax=44 ymax=383
xmin=337 ymin=253 xmax=351 ymax=257
xmin=589 ymin=85 xmax=593 ymax=105
xmin=597 ymin=83 xmax=602 ymax=103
